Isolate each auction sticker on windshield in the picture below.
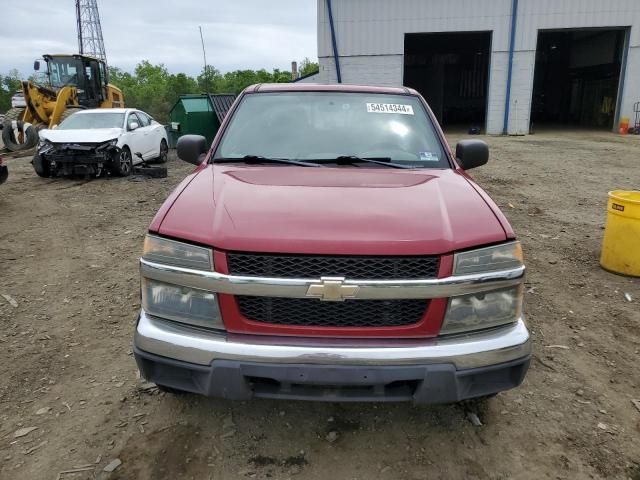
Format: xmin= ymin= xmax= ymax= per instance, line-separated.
xmin=366 ymin=103 xmax=414 ymax=115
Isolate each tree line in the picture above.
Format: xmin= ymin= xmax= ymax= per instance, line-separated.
xmin=0 ymin=59 xmax=319 ymax=123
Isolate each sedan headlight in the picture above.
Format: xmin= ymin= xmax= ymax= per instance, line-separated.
xmin=102 ymin=138 xmax=118 ymax=147
xmin=141 ymin=235 xmax=223 ymax=330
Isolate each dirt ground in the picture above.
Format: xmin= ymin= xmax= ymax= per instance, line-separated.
xmin=1 ymin=131 xmax=639 ymax=480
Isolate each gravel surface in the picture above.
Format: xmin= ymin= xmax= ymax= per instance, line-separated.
xmin=0 ymin=131 xmax=639 ymax=480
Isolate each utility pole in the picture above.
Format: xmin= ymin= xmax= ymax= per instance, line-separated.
xmin=199 ymin=26 xmax=210 ymax=93
xmin=76 ymin=0 xmax=107 ymax=64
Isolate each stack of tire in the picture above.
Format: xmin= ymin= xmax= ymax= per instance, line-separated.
xmin=1 ymin=108 xmax=39 ymax=152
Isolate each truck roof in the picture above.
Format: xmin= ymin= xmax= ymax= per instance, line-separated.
xmin=246 ymin=83 xmax=419 ymax=96
xmin=43 ymin=54 xmax=105 ymax=62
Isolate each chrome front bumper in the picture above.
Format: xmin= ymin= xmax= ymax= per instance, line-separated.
xmin=134 ymin=310 xmax=531 ymax=370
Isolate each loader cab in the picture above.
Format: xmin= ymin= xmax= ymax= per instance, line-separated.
xmin=43 ymin=54 xmax=108 ymax=108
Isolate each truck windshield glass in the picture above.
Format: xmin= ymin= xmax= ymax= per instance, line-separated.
xmin=48 ymin=58 xmax=80 ymax=88
xmin=58 ymin=112 xmax=124 ymax=130
xmin=214 ymin=92 xmax=448 ymax=167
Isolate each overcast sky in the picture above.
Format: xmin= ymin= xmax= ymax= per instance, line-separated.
xmin=0 ymin=0 xmax=317 ymax=77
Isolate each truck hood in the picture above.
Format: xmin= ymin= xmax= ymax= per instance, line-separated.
xmin=39 ymin=128 xmax=122 ymax=144
xmin=157 ymin=165 xmax=508 ymax=255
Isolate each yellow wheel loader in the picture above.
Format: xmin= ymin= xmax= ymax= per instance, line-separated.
xmin=1 ymin=54 xmax=124 ymax=152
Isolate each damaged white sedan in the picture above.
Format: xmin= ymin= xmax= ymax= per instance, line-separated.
xmin=33 ymin=108 xmax=168 ymax=178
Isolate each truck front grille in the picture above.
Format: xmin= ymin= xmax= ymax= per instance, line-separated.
xmin=227 ymin=253 xmax=440 ymax=280
xmin=236 ymin=297 xmax=428 ymax=328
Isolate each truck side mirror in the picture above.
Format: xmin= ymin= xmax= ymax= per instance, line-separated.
xmin=177 ymin=135 xmax=208 ymax=165
xmin=34 ymin=60 xmax=40 ymax=71
xmin=456 ymin=140 xmax=489 ymax=170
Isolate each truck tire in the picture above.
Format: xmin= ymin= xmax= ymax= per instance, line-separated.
xmin=1 ymin=108 xmax=38 ymax=152
xmin=32 ymin=153 xmax=52 ymax=178
xmin=59 ymin=107 xmax=83 ymax=123
xmin=2 ymin=107 xmax=24 ymax=125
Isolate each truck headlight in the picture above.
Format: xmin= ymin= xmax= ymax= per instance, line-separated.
xmin=143 ymin=235 xmax=213 ymax=271
xmin=141 ymin=235 xmax=223 ymax=329
xmin=442 ymin=242 xmax=525 ymax=335
xmin=441 ymin=285 xmax=523 ymax=335
xmin=453 ymin=241 xmax=523 ymax=275
xmin=141 ymin=278 xmax=223 ymax=329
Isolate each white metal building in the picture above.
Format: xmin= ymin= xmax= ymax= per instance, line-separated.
xmin=293 ymin=71 xmax=321 ymax=83
xmin=316 ymin=0 xmax=640 ymax=135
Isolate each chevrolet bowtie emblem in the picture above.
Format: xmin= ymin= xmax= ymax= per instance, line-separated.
xmin=306 ymin=277 xmax=359 ymax=301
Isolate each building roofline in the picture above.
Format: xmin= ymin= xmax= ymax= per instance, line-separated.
xmin=292 ymin=70 xmax=320 ymax=82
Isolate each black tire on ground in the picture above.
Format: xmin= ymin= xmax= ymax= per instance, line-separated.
xmin=155 ymin=139 xmax=168 ymax=164
xmin=132 ymin=166 xmax=168 ymax=178
xmin=1 ymin=108 xmax=38 ymax=152
xmin=31 ymin=153 xmax=52 ymax=178
xmin=111 ymin=147 xmax=133 ymax=176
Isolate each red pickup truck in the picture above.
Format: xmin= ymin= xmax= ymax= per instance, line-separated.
xmin=134 ymin=83 xmax=530 ymax=404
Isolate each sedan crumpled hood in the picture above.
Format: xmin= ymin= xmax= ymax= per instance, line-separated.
xmin=39 ymin=127 xmax=122 ymax=144
xmin=157 ymin=165 xmax=508 ymax=256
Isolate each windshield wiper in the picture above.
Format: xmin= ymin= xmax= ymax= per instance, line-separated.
xmin=327 ymin=155 xmax=414 ymax=169
xmin=216 ymin=155 xmax=324 ymax=167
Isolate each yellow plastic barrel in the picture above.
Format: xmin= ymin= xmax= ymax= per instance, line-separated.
xmin=600 ymin=190 xmax=640 ymax=276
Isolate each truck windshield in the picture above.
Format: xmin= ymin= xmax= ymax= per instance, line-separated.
xmin=214 ymin=92 xmax=448 ymax=168
xmin=48 ymin=57 xmax=81 ymax=88
xmin=58 ymin=112 xmax=124 ymax=130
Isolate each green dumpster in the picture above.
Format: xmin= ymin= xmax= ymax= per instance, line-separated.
xmin=168 ymin=93 xmax=236 ymax=148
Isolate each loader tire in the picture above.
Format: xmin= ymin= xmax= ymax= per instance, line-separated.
xmin=1 ymin=108 xmax=38 ymax=152
xmin=2 ymin=107 xmax=24 ymax=125
xmin=59 ymin=107 xmax=83 ymax=122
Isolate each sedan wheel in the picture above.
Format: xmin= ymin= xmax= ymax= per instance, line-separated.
xmin=157 ymin=139 xmax=168 ymax=164
xmin=32 ymin=153 xmax=53 ymax=178
xmin=113 ymin=148 xmax=133 ymax=176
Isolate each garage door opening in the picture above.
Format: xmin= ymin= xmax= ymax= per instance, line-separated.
xmin=531 ymin=28 xmax=627 ymax=131
xmin=404 ymin=31 xmax=492 ymax=131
